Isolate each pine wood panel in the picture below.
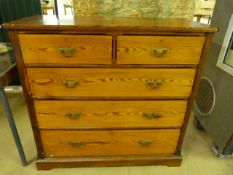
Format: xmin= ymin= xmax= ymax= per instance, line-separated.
xmin=4 ymin=15 xmax=217 ymax=169
xmin=27 ymin=68 xmax=196 ymax=98
xmin=34 ymin=100 xmax=187 ymax=129
xmin=36 ymin=155 xmax=182 ymax=170
xmin=41 ymin=129 xmax=180 ymax=157
xmin=19 ymin=34 xmax=112 ymax=64
xmin=117 ymin=36 xmax=205 ymax=65
xmin=7 ymin=31 xmax=46 ymax=158
xmin=3 ymin=16 xmax=218 ymax=33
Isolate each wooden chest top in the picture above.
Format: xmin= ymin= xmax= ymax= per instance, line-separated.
xmin=3 ymin=15 xmax=217 ymax=33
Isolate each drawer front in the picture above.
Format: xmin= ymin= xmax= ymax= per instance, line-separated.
xmin=27 ymin=68 xmax=196 ymax=98
xmin=41 ymin=129 xmax=180 ymax=157
xmin=19 ymin=34 xmax=112 ymax=64
xmin=35 ymin=100 xmax=187 ymax=129
xmin=117 ymin=36 xmax=205 ymax=65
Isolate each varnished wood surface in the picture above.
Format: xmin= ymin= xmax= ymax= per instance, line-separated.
xmin=36 ymin=155 xmax=182 ymax=170
xmin=19 ymin=34 xmax=112 ymax=64
xmin=4 ymin=15 xmax=217 ymax=169
xmin=26 ymin=68 xmax=196 ymax=98
xmin=3 ymin=15 xmax=218 ymax=33
xmin=41 ymin=129 xmax=180 ymax=157
xmin=25 ymin=64 xmax=198 ymax=68
xmin=175 ymin=33 xmax=215 ymax=154
xmin=7 ymin=31 xmax=46 ymax=158
xmin=117 ymin=36 xmax=204 ymax=65
xmin=34 ymin=100 xmax=187 ymax=129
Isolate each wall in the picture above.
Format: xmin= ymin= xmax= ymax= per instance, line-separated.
xmin=73 ymin=0 xmax=195 ymax=20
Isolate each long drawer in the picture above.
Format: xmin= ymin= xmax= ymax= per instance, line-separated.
xmin=117 ymin=36 xmax=204 ymax=65
xmin=34 ymin=100 xmax=187 ymax=129
xmin=41 ymin=129 xmax=180 ymax=157
xmin=19 ymin=34 xmax=112 ymax=64
xmin=27 ymin=68 xmax=196 ymax=98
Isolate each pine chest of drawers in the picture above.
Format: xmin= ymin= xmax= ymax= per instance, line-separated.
xmin=4 ymin=16 xmax=217 ymax=170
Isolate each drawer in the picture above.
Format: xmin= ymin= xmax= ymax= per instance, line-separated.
xmin=41 ymin=129 xmax=180 ymax=157
xmin=19 ymin=34 xmax=112 ymax=64
xmin=27 ymin=68 xmax=196 ymax=98
xmin=34 ymin=100 xmax=187 ymax=129
xmin=117 ymin=36 xmax=205 ymax=65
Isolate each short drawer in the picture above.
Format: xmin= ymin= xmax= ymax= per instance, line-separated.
xmin=34 ymin=100 xmax=187 ymax=129
xmin=27 ymin=68 xmax=196 ymax=98
xmin=19 ymin=34 xmax=112 ymax=64
xmin=117 ymin=36 xmax=205 ymax=65
xmin=41 ymin=129 xmax=180 ymax=157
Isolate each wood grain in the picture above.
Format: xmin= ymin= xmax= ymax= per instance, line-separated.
xmin=34 ymin=100 xmax=187 ymax=129
xmin=7 ymin=30 xmax=45 ymax=158
xmin=36 ymin=155 xmax=182 ymax=170
xmin=19 ymin=34 xmax=112 ymax=64
xmin=27 ymin=68 xmax=196 ymax=98
xmin=41 ymin=129 xmax=180 ymax=157
xmin=4 ymin=15 xmax=217 ymax=169
xmin=117 ymin=36 xmax=205 ymax=65
xmin=25 ymin=63 xmax=197 ymax=68
xmin=175 ymin=33 xmax=215 ymax=154
xmin=3 ymin=15 xmax=218 ymax=33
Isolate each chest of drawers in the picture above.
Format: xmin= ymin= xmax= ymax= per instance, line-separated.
xmin=4 ymin=16 xmax=217 ymax=170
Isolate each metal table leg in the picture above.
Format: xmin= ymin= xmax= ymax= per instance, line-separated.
xmin=0 ymin=87 xmax=27 ymax=166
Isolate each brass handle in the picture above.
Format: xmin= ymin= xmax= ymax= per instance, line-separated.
xmin=65 ymin=112 xmax=81 ymax=120
xmin=58 ymin=48 xmax=77 ymax=57
xmin=143 ymin=112 xmax=161 ymax=119
xmin=147 ymin=80 xmax=162 ymax=89
xmin=138 ymin=140 xmax=153 ymax=147
xmin=68 ymin=141 xmax=84 ymax=148
xmin=152 ymin=47 xmax=169 ymax=57
xmin=61 ymin=80 xmax=79 ymax=88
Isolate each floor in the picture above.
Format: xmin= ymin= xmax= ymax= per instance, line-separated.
xmin=0 ymin=92 xmax=232 ymax=175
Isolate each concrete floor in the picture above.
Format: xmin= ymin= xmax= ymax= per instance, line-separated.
xmin=0 ymin=93 xmax=232 ymax=175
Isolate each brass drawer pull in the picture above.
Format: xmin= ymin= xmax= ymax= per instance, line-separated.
xmin=68 ymin=141 xmax=84 ymax=148
xmin=61 ymin=80 xmax=79 ymax=88
xmin=147 ymin=80 xmax=162 ymax=89
xmin=65 ymin=112 xmax=81 ymax=120
xmin=152 ymin=47 xmax=170 ymax=57
xmin=138 ymin=140 xmax=153 ymax=147
xmin=143 ymin=112 xmax=161 ymax=119
xmin=58 ymin=47 xmax=77 ymax=57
